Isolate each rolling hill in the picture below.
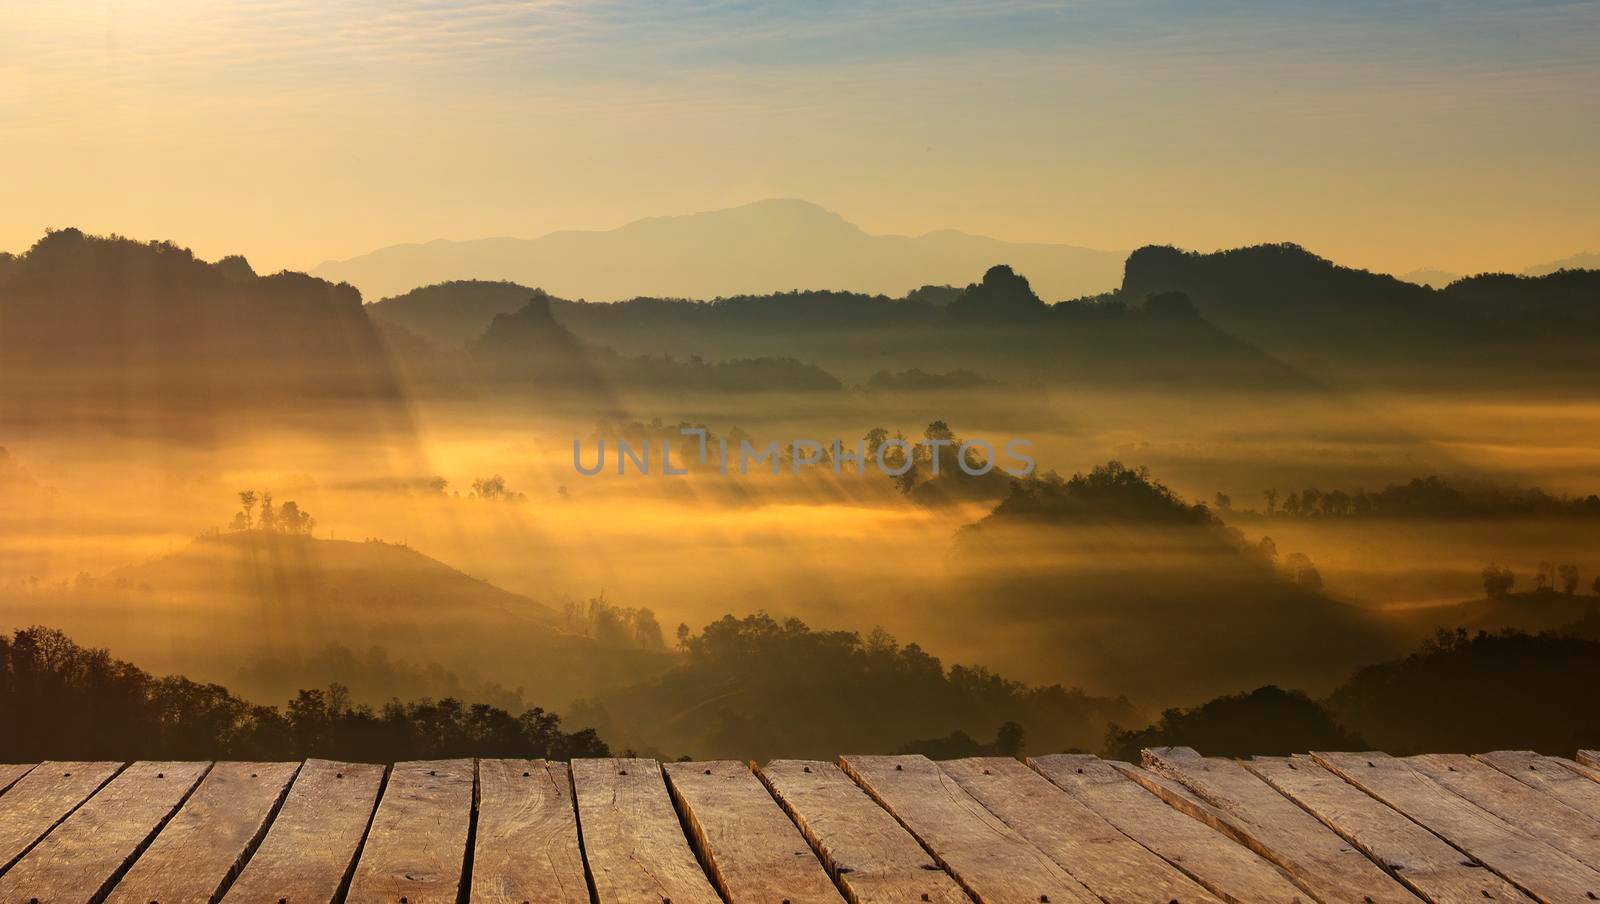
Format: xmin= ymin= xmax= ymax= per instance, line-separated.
xmin=2 ymin=531 xmax=674 ymax=709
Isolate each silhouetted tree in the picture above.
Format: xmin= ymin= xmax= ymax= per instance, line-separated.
xmin=1482 ymin=564 xmax=1516 ymax=599
xmin=1558 ymin=564 xmax=1580 ymax=595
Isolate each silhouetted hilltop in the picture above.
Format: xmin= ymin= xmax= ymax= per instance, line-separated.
xmin=1121 ymin=243 xmax=1434 ymax=319
xmin=1103 ymin=686 xmax=1364 ymax=761
xmin=0 ymin=229 xmax=408 ymax=434
xmin=108 ymin=530 xmax=561 ymax=626
xmin=314 ymin=199 xmax=1126 ymax=301
xmin=949 ymin=462 xmax=1397 ymax=702
xmin=20 ymin=530 xmax=674 ymax=710
xmin=469 ymin=291 xmax=598 ymax=384
xmin=1113 ymin=242 xmax=1600 ymax=385
xmin=570 ymin=613 xmax=1141 ymax=761
xmin=947 ymin=265 xmax=1048 ymax=320
xmin=371 ymin=279 xmax=557 ymax=347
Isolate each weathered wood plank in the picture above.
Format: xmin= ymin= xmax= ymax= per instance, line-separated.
xmin=571 ymin=757 xmax=721 ymax=904
xmin=664 ymin=760 xmax=842 ymax=904
xmin=102 ymin=762 xmax=298 ymax=904
xmin=1315 ymin=751 xmax=1600 ymax=903
xmin=0 ymin=761 xmax=209 ymax=904
xmin=1409 ymin=754 xmax=1600 ymax=871
xmin=0 ymin=762 xmax=123 ymax=875
xmin=345 ymin=759 xmax=473 ymax=904
xmin=1028 ymin=755 xmax=1308 ymax=904
xmin=1143 ymin=747 xmax=1410 ymax=904
xmin=840 ymin=754 xmax=1099 ymax=904
xmin=756 ymin=760 xmax=967 ymax=904
xmin=470 ymin=759 xmax=588 ymax=904
xmin=221 ymin=759 xmax=386 ymax=904
xmin=1243 ymin=755 xmax=1531 ymax=903
xmin=1476 ymin=751 xmax=1600 ymax=814
xmin=0 ymin=767 xmax=34 ymax=797
xmin=1578 ymin=752 xmax=1600 ymax=771
xmin=938 ymin=757 xmax=1220 ymax=904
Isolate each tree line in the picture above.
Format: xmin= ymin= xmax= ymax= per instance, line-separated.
xmin=0 ymin=627 xmax=608 ymax=762
xmin=1227 ymin=476 xmax=1600 ymax=520
xmin=1482 ymin=561 xmax=1598 ymax=598
xmin=229 ymin=490 xmax=315 ymax=534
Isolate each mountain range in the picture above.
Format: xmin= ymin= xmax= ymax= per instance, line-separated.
xmin=314 ymin=199 xmax=1129 ymax=302
xmin=317 ymin=199 xmax=1596 ymax=304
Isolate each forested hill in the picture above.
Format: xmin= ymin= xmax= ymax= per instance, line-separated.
xmin=372 ymin=266 xmax=1311 ymax=389
xmin=0 ymin=228 xmax=410 ymax=436
xmin=1113 ymin=243 xmax=1600 ymax=385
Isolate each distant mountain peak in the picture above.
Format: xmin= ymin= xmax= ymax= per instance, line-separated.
xmin=313 ymin=200 xmax=1126 ymax=302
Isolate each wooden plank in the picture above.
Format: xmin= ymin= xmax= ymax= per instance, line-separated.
xmin=1143 ymin=747 xmax=1410 ymax=904
xmin=664 ymin=760 xmax=842 ymax=904
xmin=1028 ymin=755 xmax=1307 ymax=904
xmin=839 ymin=754 xmax=1099 ymax=904
xmin=1578 ymin=752 xmax=1600 ymax=771
xmin=756 ymin=760 xmax=967 ymax=904
xmin=0 ymin=762 xmax=123 ymax=874
xmin=1476 ymin=751 xmax=1600 ymax=814
xmin=1242 ymin=756 xmax=1531 ymax=903
xmin=1409 ymin=754 xmax=1600 ymax=871
xmin=571 ymin=757 xmax=722 ymax=904
xmin=1315 ymin=751 xmax=1600 ymax=903
xmin=103 ymin=762 xmax=298 ymax=904
xmin=0 ymin=767 xmax=34 ymax=797
xmin=345 ymin=759 xmax=473 ymax=904
xmin=470 ymin=759 xmax=588 ymax=904
xmin=222 ymin=759 xmax=386 ymax=904
xmin=0 ymin=761 xmax=209 ymax=904
xmin=938 ymin=757 xmax=1221 ymax=904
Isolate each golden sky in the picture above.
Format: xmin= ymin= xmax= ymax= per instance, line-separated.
xmin=2 ymin=0 xmax=1596 ymax=276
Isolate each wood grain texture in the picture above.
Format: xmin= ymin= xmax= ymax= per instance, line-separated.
xmin=0 ymin=767 xmax=33 ymax=797
xmin=756 ymin=760 xmax=966 ymax=904
xmin=1028 ymin=755 xmax=1308 ymax=904
xmin=345 ymin=759 xmax=474 ymax=904
xmin=470 ymin=759 xmax=589 ymax=904
xmin=0 ymin=761 xmax=209 ymax=904
xmin=222 ymin=759 xmax=386 ymax=904
xmin=1243 ymin=755 xmax=1531 ymax=903
xmin=0 ymin=762 xmax=123 ymax=875
xmin=102 ymin=762 xmax=298 ymax=904
xmin=1142 ymin=747 xmax=1410 ymax=904
xmin=664 ymin=760 xmax=841 ymax=904
xmin=1314 ymin=751 xmax=1600 ymax=903
xmin=1476 ymin=751 xmax=1600 ymax=815
xmin=1409 ymin=754 xmax=1600 ymax=871
xmin=1579 ymin=752 xmax=1600 ymax=771
xmin=840 ymin=754 xmax=1098 ymax=904
xmin=938 ymin=757 xmax=1220 ymax=904
xmin=571 ymin=757 xmax=721 ymax=904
